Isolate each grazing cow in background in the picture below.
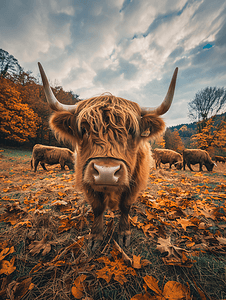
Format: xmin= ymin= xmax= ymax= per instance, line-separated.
xmin=31 ymin=144 xmax=75 ymax=172
xmin=183 ymin=149 xmax=216 ymax=172
xmin=38 ymin=62 xmax=178 ymax=248
xmin=153 ymin=148 xmax=183 ymax=170
xmin=215 ymin=155 xmax=225 ymax=163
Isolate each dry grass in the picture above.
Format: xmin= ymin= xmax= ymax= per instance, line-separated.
xmin=0 ymin=147 xmax=226 ymax=300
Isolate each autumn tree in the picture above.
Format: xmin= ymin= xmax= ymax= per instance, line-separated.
xmin=191 ymin=115 xmax=226 ymax=153
xmin=164 ymin=128 xmax=184 ymax=153
xmin=0 ymin=49 xmax=22 ymax=78
xmin=188 ymin=87 xmax=226 ymax=132
xmin=0 ymin=78 xmax=41 ymax=144
xmin=22 ymin=83 xmax=79 ymax=146
xmin=0 ymin=49 xmax=80 ymax=147
xmin=14 ymin=70 xmax=39 ymax=86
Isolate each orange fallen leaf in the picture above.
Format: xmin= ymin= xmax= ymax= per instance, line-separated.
xmin=96 ymin=246 xmax=137 ymax=285
xmin=0 ymin=246 xmax=15 ymax=260
xmin=71 ymin=274 xmax=87 ymax=299
xmin=161 ymin=281 xmax=191 ymax=300
xmin=143 ymin=275 xmax=162 ymax=295
xmin=132 ymin=255 xmax=141 ymax=269
xmin=141 ymin=277 xmax=191 ymax=300
xmin=176 ymin=218 xmax=196 ymax=231
xmin=0 ymin=256 xmax=16 ymax=275
xmin=156 ymin=236 xmax=184 ymax=257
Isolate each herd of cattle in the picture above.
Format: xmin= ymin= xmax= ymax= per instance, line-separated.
xmin=33 ymin=62 xmax=224 ymax=248
xmin=153 ymin=148 xmax=223 ymax=171
xmin=31 ymin=145 xmax=224 ymax=173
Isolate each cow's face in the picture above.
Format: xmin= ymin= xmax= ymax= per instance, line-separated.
xmin=206 ymin=161 xmax=214 ymax=172
xmin=66 ymin=161 xmax=75 ymax=170
xmin=37 ymin=63 xmax=178 ymax=192
xmin=49 ymin=95 xmax=165 ymax=192
xmin=175 ymin=161 xmax=183 ymax=170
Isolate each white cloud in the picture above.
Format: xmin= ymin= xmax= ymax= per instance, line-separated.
xmin=1 ymin=0 xmax=226 ymax=126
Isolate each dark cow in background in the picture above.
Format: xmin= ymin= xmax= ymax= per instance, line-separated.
xmin=38 ymin=62 xmax=178 ymax=248
xmin=153 ymin=148 xmax=183 ymax=170
xmin=183 ymin=149 xmax=216 ymax=172
xmin=215 ymin=155 xmax=225 ymax=163
xmin=31 ymin=144 xmax=75 ymax=172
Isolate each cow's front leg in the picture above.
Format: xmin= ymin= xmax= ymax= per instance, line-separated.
xmin=187 ymin=163 xmax=194 ymax=171
xmin=89 ymin=192 xmax=106 ymax=251
xmin=118 ymin=193 xmax=131 ymax=247
xmin=40 ymin=163 xmax=47 ymax=171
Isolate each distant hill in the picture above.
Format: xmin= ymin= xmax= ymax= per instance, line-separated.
xmin=167 ymin=112 xmax=226 ymax=147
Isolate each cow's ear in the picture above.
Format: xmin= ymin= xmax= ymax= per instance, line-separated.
xmin=49 ymin=111 xmax=78 ymax=142
xmin=140 ymin=114 xmax=165 ymax=139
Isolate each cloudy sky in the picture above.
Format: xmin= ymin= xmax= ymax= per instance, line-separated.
xmin=1 ymin=0 xmax=226 ymax=126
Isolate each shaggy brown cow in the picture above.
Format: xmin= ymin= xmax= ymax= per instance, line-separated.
xmin=153 ymin=148 xmax=183 ymax=170
xmin=215 ymin=155 xmax=225 ymax=163
xmin=183 ymin=149 xmax=216 ymax=172
xmin=31 ymin=144 xmax=75 ymax=172
xmin=38 ymin=62 xmax=178 ymax=248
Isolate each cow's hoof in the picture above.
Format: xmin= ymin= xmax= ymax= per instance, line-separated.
xmin=118 ymin=233 xmax=131 ymax=248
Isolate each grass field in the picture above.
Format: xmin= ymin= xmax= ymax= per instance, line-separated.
xmin=0 ymin=147 xmax=226 ymax=300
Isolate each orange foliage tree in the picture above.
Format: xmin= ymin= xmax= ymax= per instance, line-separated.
xmin=191 ymin=116 xmax=226 ymax=153
xmin=0 ymin=78 xmax=41 ymax=143
xmin=164 ymin=128 xmax=184 ymax=153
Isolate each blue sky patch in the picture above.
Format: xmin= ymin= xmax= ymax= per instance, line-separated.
xmin=203 ymin=43 xmax=214 ymax=49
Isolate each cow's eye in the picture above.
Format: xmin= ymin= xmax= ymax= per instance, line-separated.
xmin=81 ymin=127 xmax=87 ymax=137
xmin=128 ymin=128 xmax=135 ymax=137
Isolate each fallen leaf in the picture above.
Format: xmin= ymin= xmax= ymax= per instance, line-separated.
xmin=132 ymin=255 xmax=141 ymax=269
xmin=161 ymin=281 xmax=191 ymax=300
xmin=0 ymin=246 xmax=15 ymax=260
xmin=29 ymin=236 xmax=51 ymax=256
xmin=71 ymin=274 xmax=87 ymax=299
xmin=143 ymin=275 xmax=162 ymax=296
xmin=6 ymin=277 xmax=33 ymax=300
xmin=0 ymin=256 xmax=16 ymax=275
xmin=96 ymin=246 xmax=137 ymax=285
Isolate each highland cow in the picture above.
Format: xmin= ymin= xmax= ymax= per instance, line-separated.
xmin=38 ymin=62 xmax=178 ymax=248
xmin=153 ymin=148 xmax=183 ymax=170
xmin=215 ymin=155 xmax=225 ymax=163
xmin=183 ymin=149 xmax=216 ymax=172
xmin=31 ymin=144 xmax=75 ymax=172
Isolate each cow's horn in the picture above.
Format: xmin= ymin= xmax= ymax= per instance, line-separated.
xmin=38 ymin=62 xmax=78 ymax=112
xmin=141 ymin=67 xmax=178 ymax=116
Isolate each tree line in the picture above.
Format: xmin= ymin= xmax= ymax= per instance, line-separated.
xmin=0 ymin=49 xmax=79 ymax=149
xmin=154 ymin=87 xmax=226 ymax=157
xmin=0 ymin=49 xmax=226 ymax=156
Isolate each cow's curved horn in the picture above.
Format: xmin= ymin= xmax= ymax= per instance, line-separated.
xmin=38 ymin=62 xmax=78 ymax=112
xmin=141 ymin=67 xmax=178 ymax=116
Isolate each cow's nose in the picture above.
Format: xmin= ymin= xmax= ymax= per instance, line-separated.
xmin=93 ymin=163 xmax=121 ymax=185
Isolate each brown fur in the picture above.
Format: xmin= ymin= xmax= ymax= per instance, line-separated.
xmin=183 ymin=149 xmax=215 ymax=172
xmin=31 ymin=144 xmax=75 ymax=172
xmin=49 ymin=94 xmax=165 ymax=246
xmin=215 ymin=155 xmax=225 ymax=163
xmin=153 ymin=148 xmax=183 ymax=169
